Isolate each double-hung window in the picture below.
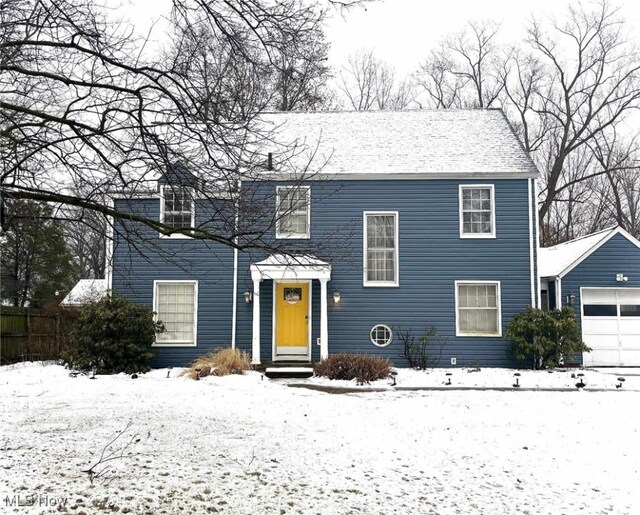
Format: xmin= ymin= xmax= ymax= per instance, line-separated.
xmin=455 ymin=281 xmax=501 ymax=336
xmin=160 ymin=185 xmax=194 ymax=237
xmin=154 ymin=281 xmax=198 ymax=346
xmin=364 ymin=212 xmax=399 ymax=286
xmin=460 ymin=185 xmax=495 ymax=238
xmin=276 ymin=186 xmax=310 ymax=239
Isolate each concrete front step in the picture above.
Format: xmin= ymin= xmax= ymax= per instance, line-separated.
xmin=264 ymin=367 xmax=314 ymax=379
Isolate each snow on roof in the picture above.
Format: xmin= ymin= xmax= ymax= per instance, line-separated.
xmin=253 ymin=254 xmax=330 ymax=268
xmin=539 ymin=227 xmax=618 ymax=278
xmin=60 ymin=279 xmax=107 ymax=306
xmin=259 ymin=109 xmax=540 ymax=177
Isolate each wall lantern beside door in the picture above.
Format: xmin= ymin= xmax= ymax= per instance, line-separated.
xmin=333 ymin=291 xmax=341 ymax=304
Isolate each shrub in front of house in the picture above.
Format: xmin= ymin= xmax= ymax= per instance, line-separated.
xmin=314 ymin=353 xmax=393 ymax=384
xmin=184 ymin=348 xmax=252 ymax=380
xmin=63 ymin=295 xmax=163 ymax=374
xmin=395 ymin=325 xmax=449 ymax=369
xmin=506 ymin=306 xmax=590 ymax=370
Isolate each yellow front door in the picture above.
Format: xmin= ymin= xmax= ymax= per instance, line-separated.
xmin=275 ymin=282 xmax=309 ymax=358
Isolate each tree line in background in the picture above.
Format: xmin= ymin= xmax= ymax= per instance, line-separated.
xmin=1 ymin=0 xmax=639 ymax=306
xmin=334 ymin=2 xmax=640 ymax=246
xmin=0 ymin=198 xmax=105 ymax=307
xmin=1 ymin=0 xmax=361 ymax=306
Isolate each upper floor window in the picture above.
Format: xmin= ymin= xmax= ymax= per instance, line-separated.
xmin=160 ymin=185 xmax=194 ymax=238
xmin=276 ymin=186 xmax=310 ymax=239
xmin=364 ymin=212 xmax=399 ymax=287
xmin=455 ymin=281 xmax=501 ymax=336
xmin=459 ymin=185 xmax=495 ymax=238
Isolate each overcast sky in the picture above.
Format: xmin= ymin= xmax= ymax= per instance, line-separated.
xmin=123 ymin=0 xmax=640 ymax=76
xmin=327 ymin=0 xmax=640 ymax=74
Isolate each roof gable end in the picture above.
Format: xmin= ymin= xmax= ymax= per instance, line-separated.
xmin=540 ymin=226 xmax=640 ymax=278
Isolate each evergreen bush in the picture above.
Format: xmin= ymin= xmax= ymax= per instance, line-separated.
xmin=64 ymin=295 xmax=163 ymax=374
xmin=506 ymin=306 xmax=590 ymax=369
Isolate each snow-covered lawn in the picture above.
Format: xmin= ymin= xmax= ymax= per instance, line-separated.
xmin=1 ymin=364 xmax=639 ymax=515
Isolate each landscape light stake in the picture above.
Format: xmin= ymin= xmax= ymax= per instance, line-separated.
xmin=195 ymin=367 xmax=202 ymax=381
xmin=167 ymin=367 xmax=172 ymax=379
xmin=390 ymin=371 xmax=397 ymax=386
xmin=616 ymin=377 xmax=625 ymax=389
xmin=575 ymin=373 xmax=586 ymax=389
xmin=513 ymin=372 xmax=521 ymax=388
xmin=445 ymin=372 xmax=452 ymax=386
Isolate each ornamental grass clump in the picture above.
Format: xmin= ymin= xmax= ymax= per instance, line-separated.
xmin=184 ymin=348 xmax=252 ymax=380
xmin=314 ymin=353 xmax=393 ymax=384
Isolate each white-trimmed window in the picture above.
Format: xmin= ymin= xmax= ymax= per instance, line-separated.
xmin=459 ymin=185 xmax=495 ymax=238
xmin=370 ymin=324 xmax=393 ymax=347
xmin=455 ymin=281 xmax=501 ymax=336
xmin=160 ymin=185 xmax=195 ymax=238
xmin=276 ymin=186 xmax=310 ymax=239
xmin=154 ymin=281 xmax=198 ymax=346
xmin=364 ymin=212 xmax=399 ymax=286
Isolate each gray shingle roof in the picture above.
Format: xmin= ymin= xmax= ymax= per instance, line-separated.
xmin=259 ymin=109 xmax=539 ymax=178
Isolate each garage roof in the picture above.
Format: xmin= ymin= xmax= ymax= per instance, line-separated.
xmin=539 ymin=226 xmax=640 ymax=278
xmin=60 ymin=279 xmax=107 ymax=306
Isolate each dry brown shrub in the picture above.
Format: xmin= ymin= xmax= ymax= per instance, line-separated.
xmin=184 ymin=348 xmax=251 ymax=380
xmin=314 ymin=353 xmax=393 ymax=384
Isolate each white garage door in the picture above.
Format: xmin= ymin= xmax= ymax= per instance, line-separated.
xmin=581 ymin=288 xmax=640 ymax=366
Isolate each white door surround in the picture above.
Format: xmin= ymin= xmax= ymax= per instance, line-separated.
xmin=249 ymin=254 xmax=331 ymax=365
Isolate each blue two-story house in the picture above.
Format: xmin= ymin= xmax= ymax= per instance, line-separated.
xmin=107 ymin=109 xmax=541 ymax=368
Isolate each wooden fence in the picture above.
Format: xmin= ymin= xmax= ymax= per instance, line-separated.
xmin=0 ymin=307 xmax=73 ymax=364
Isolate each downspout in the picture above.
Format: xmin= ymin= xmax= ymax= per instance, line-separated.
xmin=528 ymin=178 xmax=535 ymax=307
xmin=534 ymin=178 xmax=541 ymax=309
xmin=105 ymin=196 xmax=114 ymax=291
xmin=231 ymin=180 xmax=240 ymax=349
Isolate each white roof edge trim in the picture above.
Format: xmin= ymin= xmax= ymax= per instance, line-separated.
xmin=110 ymin=191 xmax=234 ymax=200
xmin=558 ymin=226 xmax=640 ymax=278
xmin=256 ymin=172 xmax=540 ymax=181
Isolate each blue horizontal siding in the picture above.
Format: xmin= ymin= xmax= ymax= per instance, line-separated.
xmin=112 ymin=198 xmax=235 ymax=367
xmin=114 ymin=179 xmax=536 ymax=368
xmin=236 ymin=179 xmax=534 ymax=368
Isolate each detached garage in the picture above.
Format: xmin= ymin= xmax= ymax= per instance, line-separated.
xmin=539 ymin=226 xmax=640 ymax=367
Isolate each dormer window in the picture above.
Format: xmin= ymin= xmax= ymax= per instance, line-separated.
xmin=160 ymin=185 xmax=194 ymax=238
